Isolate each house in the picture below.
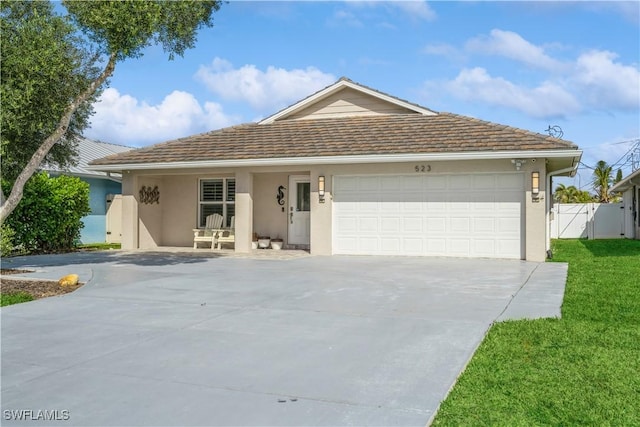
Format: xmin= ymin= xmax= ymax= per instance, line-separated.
xmin=49 ymin=137 xmax=132 ymax=243
xmin=611 ymin=168 xmax=640 ymax=239
xmin=90 ymin=78 xmax=582 ymax=261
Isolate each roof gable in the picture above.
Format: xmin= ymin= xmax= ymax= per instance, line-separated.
xmin=259 ymin=77 xmax=436 ymax=124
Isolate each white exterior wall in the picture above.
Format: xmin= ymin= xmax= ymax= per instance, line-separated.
xmin=119 ymin=158 xmax=548 ymax=261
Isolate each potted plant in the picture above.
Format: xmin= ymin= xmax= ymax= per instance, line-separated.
xmin=258 ymin=236 xmax=271 ymax=249
xmin=271 ymin=237 xmax=283 ymax=250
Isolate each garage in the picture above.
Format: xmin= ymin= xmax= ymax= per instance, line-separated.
xmin=332 ymin=173 xmax=525 ymax=259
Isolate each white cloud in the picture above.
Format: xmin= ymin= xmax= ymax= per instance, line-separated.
xmin=572 ymin=50 xmax=640 ymax=110
xmin=466 ymin=29 xmax=564 ymax=71
xmin=392 ymin=1 xmax=436 ymax=21
xmin=86 ymin=88 xmax=240 ymax=147
xmin=423 ymin=42 xmax=457 ymax=56
xmin=428 ymin=29 xmax=639 ymax=119
xmin=336 ymin=1 xmax=436 ymax=26
xmin=329 ymin=10 xmax=364 ymax=27
xmin=195 ymin=58 xmax=336 ymax=112
xmin=444 ymin=67 xmax=581 ymax=118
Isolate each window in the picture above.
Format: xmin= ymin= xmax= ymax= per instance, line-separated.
xmin=199 ymin=178 xmax=235 ymax=227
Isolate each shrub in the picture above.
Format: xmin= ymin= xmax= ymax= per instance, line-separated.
xmin=1 ymin=223 xmax=15 ymax=256
xmin=2 ymin=172 xmax=90 ymax=253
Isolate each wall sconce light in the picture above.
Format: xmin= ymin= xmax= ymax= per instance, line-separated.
xmin=318 ymin=175 xmax=325 ymax=203
xmin=511 ymin=159 xmax=527 ymax=171
xmin=531 ymin=171 xmax=540 ymax=200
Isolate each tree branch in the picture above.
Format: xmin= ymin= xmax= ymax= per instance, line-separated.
xmin=0 ymin=53 xmax=117 ymax=225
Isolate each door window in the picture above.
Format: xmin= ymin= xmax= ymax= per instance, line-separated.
xmin=297 ymin=182 xmax=310 ymax=211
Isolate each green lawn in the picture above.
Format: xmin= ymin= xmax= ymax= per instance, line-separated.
xmin=1 ymin=292 xmax=34 ymax=307
xmin=432 ymin=239 xmax=640 ymax=426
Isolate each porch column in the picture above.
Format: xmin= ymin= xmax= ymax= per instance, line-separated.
xmin=121 ymin=172 xmax=139 ymax=250
xmin=235 ymin=170 xmax=253 ymax=253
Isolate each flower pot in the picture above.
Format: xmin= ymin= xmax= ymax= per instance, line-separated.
xmin=258 ymin=237 xmax=270 ymax=249
xmin=271 ymin=240 xmax=283 ymax=250
xmin=251 ymin=241 xmax=258 ymax=249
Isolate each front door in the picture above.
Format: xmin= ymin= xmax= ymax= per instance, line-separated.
xmin=288 ymin=175 xmax=310 ymax=245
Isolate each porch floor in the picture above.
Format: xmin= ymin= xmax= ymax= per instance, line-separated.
xmin=128 ymin=247 xmax=312 ymax=260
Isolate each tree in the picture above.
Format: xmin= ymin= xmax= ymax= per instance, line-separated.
xmin=0 ymin=0 xmax=221 ymax=224
xmin=615 ymin=169 xmax=623 ymax=184
xmin=1 ymin=1 xmax=98 ymax=182
xmin=554 ymin=184 xmax=594 ymax=203
xmin=592 ymin=160 xmax=613 ymax=203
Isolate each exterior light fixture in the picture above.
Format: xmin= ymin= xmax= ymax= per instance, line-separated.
xmin=531 ymin=171 xmax=540 ymax=200
xmin=318 ymin=175 xmax=325 ymax=203
xmin=511 ymin=159 xmax=527 ymax=171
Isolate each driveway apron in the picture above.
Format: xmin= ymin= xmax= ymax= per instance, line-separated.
xmin=1 ymin=252 xmax=566 ymax=426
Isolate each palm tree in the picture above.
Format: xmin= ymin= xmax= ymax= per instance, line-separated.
xmin=592 ymin=160 xmax=613 ymax=203
xmin=554 ymin=184 xmax=595 ymax=203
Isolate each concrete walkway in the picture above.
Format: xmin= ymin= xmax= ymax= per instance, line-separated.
xmin=1 ymin=252 xmax=567 ymax=426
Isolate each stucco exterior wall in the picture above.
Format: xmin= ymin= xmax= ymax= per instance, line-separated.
xmin=119 ymin=158 xmax=549 ymax=261
xmin=138 ymin=176 xmax=163 ymax=249
xmin=253 ymin=173 xmax=289 ymax=241
xmin=162 ymin=175 xmax=199 ymax=246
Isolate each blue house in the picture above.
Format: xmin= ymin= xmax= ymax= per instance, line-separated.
xmin=49 ymin=137 xmax=132 ymax=244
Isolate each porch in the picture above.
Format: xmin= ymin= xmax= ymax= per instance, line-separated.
xmin=119 ymin=168 xmax=327 ymax=253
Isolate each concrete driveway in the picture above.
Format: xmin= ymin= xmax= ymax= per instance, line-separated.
xmin=1 ymin=251 xmax=566 ymax=426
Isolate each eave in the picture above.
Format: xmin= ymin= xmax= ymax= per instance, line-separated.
xmin=88 ymin=149 xmax=582 ymax=174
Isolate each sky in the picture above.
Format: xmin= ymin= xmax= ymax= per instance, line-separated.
xmin=79 ymin=1 xmax=640 ymax=192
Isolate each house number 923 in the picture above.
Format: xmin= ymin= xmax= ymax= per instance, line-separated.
xmin=414 ymin=165 xmax=431 ymax=172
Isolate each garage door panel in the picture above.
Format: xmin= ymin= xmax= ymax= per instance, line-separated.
xmin=450 ymin=175 xmax=472 ymax=189
xmin=359 ymin=237 xmax=378 ymax=252
xmin=497 ymin=217 xmax=520 ymax=233
xmin=474 ymin=217 xmax=496 ymax=233
xmin=449 ymin=239 xmax=471 ymax=255
xmin=426 ymin=239 xmax=446 ymax=254
xmin=336 ymin=216 xmax=357 ymax=233
xmin=358 ymin=217 xmax=378 ymax=232
xmin=403 ymin=239 xmax=423 ymax=253
xmin=451 ymin=217 xmax=471 ymax=233
xmin=333 ymin=173 xmax=523 ymax=259
xmin=403 ymin=217 xmax=423 ymax=232
xmin=359 ymin=177 xmax=379 ymax=191
xmin=380 ymin=237 xmax=401 ymax=252
xmin=426 ymin=176 xmax=447 ymax=190
xmin=473 ymin=175 xmax=496 ymax=189
xmin=404 ymin=176 xmax=424 ymax=190
xmin=381 ymin=217 xmax=400 ymax=232
xmin=426 ymin=217 xmax=446 ymax=232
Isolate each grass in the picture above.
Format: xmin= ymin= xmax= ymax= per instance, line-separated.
xmin=432 ymin=239 xmax=640 ymax=426
xmin=1 ymin=292 xmax=34 ymax=307
xmin=76 ymin=242 xmax=121 ymax=251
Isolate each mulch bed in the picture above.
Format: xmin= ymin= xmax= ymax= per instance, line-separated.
xmin=0 ymin=269 xmax=83 ymax=299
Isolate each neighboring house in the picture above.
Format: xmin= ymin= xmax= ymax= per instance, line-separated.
xmin=611 ymin=168 xmax=640 ymax=239
xmin=90 ymin=78 xmax=582 ymax=261
xmin=49 ymin=137 xmax=132 ymax=244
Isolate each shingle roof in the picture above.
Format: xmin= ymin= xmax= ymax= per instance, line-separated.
xmin=91 ymin=113 xmax=577 ymax=166
xmin=49 ymin=137 xmax=133 ymax=176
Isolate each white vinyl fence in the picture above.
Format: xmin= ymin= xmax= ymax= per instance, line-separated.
xmin=551 ymin=203 xmax=624 ymax=239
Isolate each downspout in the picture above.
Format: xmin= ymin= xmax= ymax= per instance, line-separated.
xmin=545 ymin=163 xmax=580 ymax=256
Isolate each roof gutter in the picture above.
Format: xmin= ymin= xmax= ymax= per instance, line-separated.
xmin=88 ymin=149 xmax=582 ymax=172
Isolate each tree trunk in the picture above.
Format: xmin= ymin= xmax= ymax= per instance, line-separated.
xmin=0 ymin=54 xmax=117 ymax=225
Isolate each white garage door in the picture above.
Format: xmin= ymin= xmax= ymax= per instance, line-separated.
xmin=333 ymin=173 xmax=524 ymax=259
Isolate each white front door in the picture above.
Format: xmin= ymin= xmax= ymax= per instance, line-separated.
xmin=288 ymin=175 xmax=311 ymax=245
